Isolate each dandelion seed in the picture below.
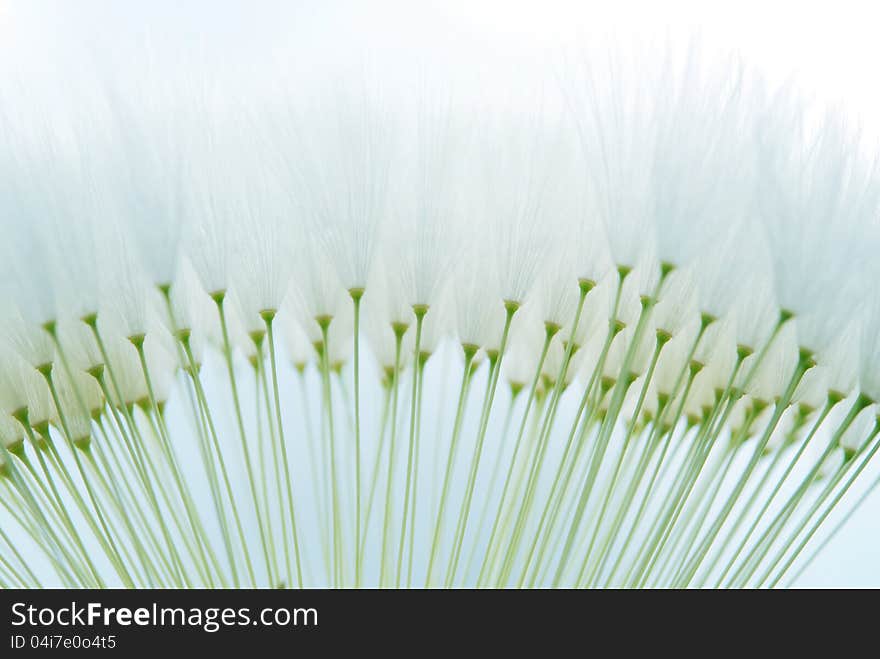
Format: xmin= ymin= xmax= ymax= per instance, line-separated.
xmin=0 ymin=28 xmax=878 ymax=592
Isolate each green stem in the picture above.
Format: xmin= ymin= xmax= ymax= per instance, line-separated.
xmin=424 ymin=344 xmax=477 ymax=587
xmin=445 ymin=301 xmax=518 ymax=587
xmin=264 ymin=311 xmax=305 ymax=588
xmin=214 ymin=293 xmax=274 ymax=585
xmin=350 ymin=289 xmax=364 ymax=588
xmin=396 ymin=306 xmax=426 ymax=587
xmin=475 ymin=325 xmax=555 ymax=588
xmin=769 ymin=420 xmax=880 ymax=587
xmin=380 ymin=324 xmax=407 ymax=587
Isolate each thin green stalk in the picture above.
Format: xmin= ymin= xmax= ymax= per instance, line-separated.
xmin=12 ymin=425 xmax=103 ymax=585
xmin=87 ymin=320 xmax=191 ymax=584
xmin=38 ymin=375 xmax=131 ymax=587
xmin=406 ymin=352 xmax=428 ymax=587
xmin=380 ymin=324 xmax=407 ymax=587
xmin=257 ymin=344 xmax=285 ymax=588
xmin=350 ymin=288 xmax=364 ymax=588
xmin=445 ymin=301 xmax=518 ymax=587
xmin=734 ymin=395 xmax=872 ymax=587
xmin=0 ymin=457 xmax=83 ymax=586
xmin=523 ymin=295 xmax=627 ymax=587
xmin=214 ymin=294 xmax=274 ymax=585
xmin=424 ymin=344 xmax=477 ymax=587
xmin=396 ymin=305 xmax=427 ymax=587
xmin=159 ymin=287 xmax=235 ymax=585
xmin=500 ymin=285 xmax=592 ymax=587
xmin=606 ymin=369 xmax=703 ymax=586
xmin=297 ymin=367 xmax=331 ymax=578
xmin=575 ymin=333 xmax=666 ymax=586
xmin=769 ymin=420 xmax=880 ymax=587
xmin=657 ymin=443 xmax=738 ymax=586
xmin=131 ymin=337 xmax=215 ymax=586
xmin=93 ymin=416 xmax=176 ymax=585
xmin=360 ymin=381 xmax=391 ymax=558
xmin=711 ymin=397 xmax=836 ymax=588
xmin=784 ymin=439 xmax=880 ymax=586
xmin=672 ymin=349 xmax=813 ymax=587
xmin=551 ymin=270 xmax=655 ymax=587
xmin=476 ymin=326 xmax=557 ymax=587
xmin=180 ymin=336 xmax=253 ymax=586
xmin=263 ymin=311 xmax=305 ymax=588
xmin=83 ymin=436 xmax=163 ymax=586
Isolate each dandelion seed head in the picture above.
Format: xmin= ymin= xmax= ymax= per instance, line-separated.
xmin=2 ymin=17 xmax=879 ymax=589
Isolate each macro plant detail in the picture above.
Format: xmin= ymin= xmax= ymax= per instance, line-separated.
xmin=0 ymin=37 xmax=878 ymax=590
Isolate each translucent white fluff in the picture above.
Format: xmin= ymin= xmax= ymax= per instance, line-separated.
xmin=270 ymin=73 xmax=396 ymax=292
xmin=364 ymin=300 xmax=414 ymax=373
xmin=57 ymin=320 xmax=103 ymax=372
xmin=102 ymin=337 xmax=148 ymax=408
xmin=59 ymin=368 xmax=105 ymax=418
xmin=858 ymin=227 xmax=880 ymax=402
xmin=0 ymin=412 xmax=22 ymax=450
xmin=453 ymin=243 xmax=505 ymax=349
xmin=228 ymin=178 xmax=295 ymax=320
xmin=285 ymin=232 xmax=349 ymax=328
xmin=279 ymin=311 xmax=315 ymax=371
xmin=814 ymin=319 xmax=861 ymax=398
xmin=383 ymin=84 xmax=468 ymax=309
xmin=839 ymin=401 xmax=879 ymax=453
xmin=743 ymin=325 xmax=798 ymax=404
xmin=0 ymin=352 xmax=29 ymax=415
xmin=0 ymin=308 xmax=55 ymax=368
xmin=693 ymin=219 xmax=773 ymax=325
xmin=653 ymin=331 xmax=694 ymax=397
xmin=561 ymin=41 xmax=657 ymax=270
xmin=462 ymin=100 xmax=571 ymax=306
xmin=757 ymin=106 xmax=874 ymax=354
xmin=694 ymin=318 xmax=737 ymax=393
xmin=653 ymin=268 xmax=699 ymax=337
xmin=418 ymin=291 xmax=453 ymax=357
xmin=0 ymin=214 xmax=57 ymax=327
xmin=99 ymin=56 xmax=191 ymax=287
xmin=503 ymin=310 xmax=549 ymax=388
xmin=651 ymin=50 xmax=757 ymax=271
xmin=167 ymin=259 xmax=217 ymax=337
xmin=727 ymin=275 xmax=780 ymax=353
xmin=52 ymin=371 xmax=95 ymax=443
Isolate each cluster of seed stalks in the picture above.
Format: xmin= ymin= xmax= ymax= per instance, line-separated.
xmin=0 ymin=39 xmax=878 ymax=589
